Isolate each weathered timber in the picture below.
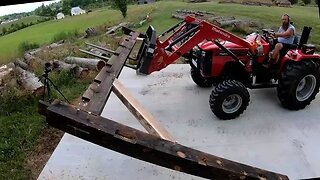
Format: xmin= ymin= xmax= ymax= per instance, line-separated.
xmin=86 ymin=42 xmax=116 ymax=54
xmin=85 ymin=43 xmax=136 ymax=61
xmin=65 ymin=56 xmax=106 ymax=71
xmin=79 ymin=49 xmax=110 ymax=62
xmin=15 ymin=66 xmax=44 ymax=94
xmin=79 ymin=32 xmax=139 ymax=115
xmin=106 ymin=22 xmax=128 ymax=35
xmin=39 ymin=101 xmax=289 ymax=180
xmin=14 ymin=59 xmax=29 ymax=70
xmin=112 ymin=79 xmax=175 ymax=142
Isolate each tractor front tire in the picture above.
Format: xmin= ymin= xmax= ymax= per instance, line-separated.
xmin=191 ymin=67 xmax=212 ymax=87
xmin=209 ymin=80 xmax=250 ymax=120
xmin=277 ymin=61 xmax=320 ymax=110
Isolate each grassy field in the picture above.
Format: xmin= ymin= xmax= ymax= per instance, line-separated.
xmin=0 ymin=0 xmax=319 ymax=64
xmin=0 ymin=15 xmax=45 ymax=29
xmin=1 ymin=1 xmax=320 ymax=179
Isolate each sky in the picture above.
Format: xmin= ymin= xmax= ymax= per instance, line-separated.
xmin=0 ymin=0 xmax=61 ymax=17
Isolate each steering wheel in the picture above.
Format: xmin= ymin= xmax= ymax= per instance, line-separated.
xmin=262 ymin=29 xmax=277 ymax=47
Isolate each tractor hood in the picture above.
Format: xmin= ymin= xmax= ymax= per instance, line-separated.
xmin=198 ymin=41 xmax=248 ymax=52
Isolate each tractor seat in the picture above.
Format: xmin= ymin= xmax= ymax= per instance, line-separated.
xmin=287 ymin=35 xmax=299 ymax=50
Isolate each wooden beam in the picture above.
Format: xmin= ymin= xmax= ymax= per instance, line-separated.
xmin=85 ymin=42 xmax=116 ymax=54
xmin=112 ymin=79 xmax=175 ymax=142
xmin=39 ymin=101 xmax=289 ymax=180
xmin=79 ymin=32 xmax=139 ymax=115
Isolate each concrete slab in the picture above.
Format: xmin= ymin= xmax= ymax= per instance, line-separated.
xmin=38 ymin=64 xmax=320 ymax=180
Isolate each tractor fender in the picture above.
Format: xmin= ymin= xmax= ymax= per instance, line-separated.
xmin=280 ymin=50 xmax=320 ymax=71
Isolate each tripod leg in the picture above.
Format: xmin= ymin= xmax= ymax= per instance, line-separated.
xmin=47 ymin=78 xmax=70 ymax=104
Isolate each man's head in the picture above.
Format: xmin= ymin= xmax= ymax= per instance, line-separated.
xmin=281 ymin=14 xmax=291 ymax=29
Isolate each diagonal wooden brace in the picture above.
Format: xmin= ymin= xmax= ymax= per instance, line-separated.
xmin=39 ymin=101 xmax=288 ymax=180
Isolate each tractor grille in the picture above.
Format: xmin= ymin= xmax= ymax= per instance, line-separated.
xmin=198 ymin=50 xmax=212 ymax=76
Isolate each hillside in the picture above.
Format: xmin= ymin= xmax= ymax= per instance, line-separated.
xmin=0 ymin=1 xmax=319 ymax=64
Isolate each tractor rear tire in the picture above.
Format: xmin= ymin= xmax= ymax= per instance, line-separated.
xmin=209 ymin=80 xmax=250 ymax=120
xmin=277 ymin=61 xmax=320 ymax=110
xmin=190 ymin=67 xmax=212 ymax=87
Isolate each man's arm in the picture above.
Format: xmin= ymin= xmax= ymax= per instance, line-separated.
xmin=275 ymin=28 xmax=294 ymax=38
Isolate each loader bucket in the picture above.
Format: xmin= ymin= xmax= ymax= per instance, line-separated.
xmin=135 ymin=25 xmax=157 ymax=75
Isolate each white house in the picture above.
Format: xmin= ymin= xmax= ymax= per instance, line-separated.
xmin=71 ymin=7 xmax=86 ymax=16
xmin=56 ymin=12 xmax=65 ymax=20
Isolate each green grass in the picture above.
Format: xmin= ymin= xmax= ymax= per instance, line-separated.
xmin=0 ymin=15 xmax=45 ymax=29
xmin=0 ymin=70 xmax=93 ymax=179
xmin=1 ymin=1 xmax=319 ymax=65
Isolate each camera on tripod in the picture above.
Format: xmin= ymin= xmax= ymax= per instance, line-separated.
xmin=44 ymin=62 xmax=52 ymax=74
xmin=40 ymin=62 xmax=70 ymax=104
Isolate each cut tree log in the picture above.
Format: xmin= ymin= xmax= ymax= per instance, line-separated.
xmin=0 ymin=63 xmax=15 ymax=86
xmin=14 ymin=59 xmax=29 ymax=70
xmin=24 ymin=52 xmax=35 ymax=64
xmin=64 ymin=56 xmax=106 ymax=71
xmin=218 ymin=19 xmax=241 ymax=27
xmin=15 ymin=66 xmax=44 ymax=95
xmin=47 ymin=43 xmax=63 ymax=49
xmin=52 ymin=60 xmax=88 ymax=77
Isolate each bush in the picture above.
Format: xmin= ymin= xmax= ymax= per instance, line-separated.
xmin=18 ymin=41 xmax=40 ymax=53
xmin=289 ymin=0 xmax=298 ymax=4
xmin=52 ymin=30 xmax=80 ymax=42
xmin=299 ymin=1 xmax=306 ymax=5
xmin=302 ymin=0 xmax=311 ymax=4
xmin=0 ymin=87 xmax=38 ymax=115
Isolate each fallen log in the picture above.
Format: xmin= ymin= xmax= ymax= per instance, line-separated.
xmin=0 ymin=63 xmax=15 ymax=86
xmin=47 ymin=43 xmax=63 ymax=49
xmin=64 ymin=56 xmax=106 ymax=71
xmin=52 ymin=60 xmax=88 ymax=77
xmin=172 ymin=13 xmax=186 ymax=20
xmin=15 ymin=66 xmax=44 ymax=95
xmin=218 ymin=19 xmax=241 ymax=27
xmin=24 ymin=52 xmax=35 ymax=64
xmin=14 ymin=59 xmax=29 ymax=70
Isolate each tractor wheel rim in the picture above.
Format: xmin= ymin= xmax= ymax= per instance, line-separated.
xmin=222 ymin=94 xmax=242 ymax=114
xmin=296 ymin=74 xmax=316 ymax=102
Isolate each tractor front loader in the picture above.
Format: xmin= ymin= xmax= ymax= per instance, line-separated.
xmin=125 ymin=15 xmax=320 ymax=120
xmin=39 ymin=15 xmax=320 ymax=179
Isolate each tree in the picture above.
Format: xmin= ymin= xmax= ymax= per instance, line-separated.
xmin=288 ymin=0 xmax=298 ymax=4
xmin=302 ymin=0 xmax=311 ymax=4
xmin=2 ymin=27 xmax=7 ymax=35
xmin=113 ymin=0 xmax=127 ymax=18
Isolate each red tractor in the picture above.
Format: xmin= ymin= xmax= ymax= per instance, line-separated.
xmin=128 ymin=15 xmax=320 ymax=120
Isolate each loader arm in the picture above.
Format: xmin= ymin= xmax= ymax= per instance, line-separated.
xmin=137 ymin=15 xmax=258 ymax=75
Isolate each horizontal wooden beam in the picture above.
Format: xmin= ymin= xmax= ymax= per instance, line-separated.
xmin=39 ymin=101 xmax=288 ymax=180
xmin=112 ymin=79 xmax=175 ymax=142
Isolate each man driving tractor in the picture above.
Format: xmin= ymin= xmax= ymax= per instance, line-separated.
xmin=268 ymin=14 xmax=296 ymax=66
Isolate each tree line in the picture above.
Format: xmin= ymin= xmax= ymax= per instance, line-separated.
xmin=1 ymin=18 xmax=51 ymax=37
xmin=33 ymin=0 xmax=137 ymax=18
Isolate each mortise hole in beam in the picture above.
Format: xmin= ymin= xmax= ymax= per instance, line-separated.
xmin=115 ymin=129 xmax=137 ymax=144
xmin=258 ymin=174 xmax=268 ymax=180
xmin=216 ymin=160 xmax=223 ymax=166
xmin=176 ymin=151 xmax=186 ymax=158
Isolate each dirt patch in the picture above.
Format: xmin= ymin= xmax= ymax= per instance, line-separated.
xmin=26 ymin=127 xmax=64 ymax=179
